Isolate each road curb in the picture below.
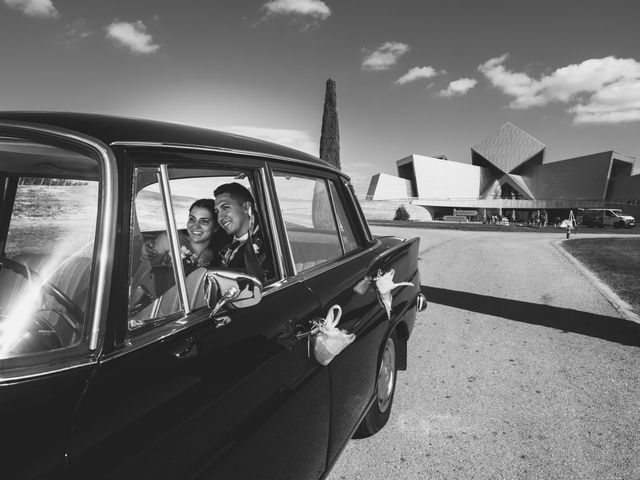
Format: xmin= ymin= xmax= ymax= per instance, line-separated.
xmin=551 ymin=239 xmax=640 ymax=325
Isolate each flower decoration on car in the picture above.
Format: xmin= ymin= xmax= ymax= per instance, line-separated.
xmin=354 ymin=269 xmax=414 ymax=319
xmin=299 ymin=305 xmax=356 ymax=365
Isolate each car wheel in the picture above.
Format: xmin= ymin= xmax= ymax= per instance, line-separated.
xmin=614 ymin=221 xmax=622 ymax=229
xmin=354 ymin=331 xmax=398 ymax=438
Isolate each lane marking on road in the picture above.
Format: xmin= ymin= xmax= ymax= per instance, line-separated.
xmin=551 ymin=239 xmax=640 ymax=324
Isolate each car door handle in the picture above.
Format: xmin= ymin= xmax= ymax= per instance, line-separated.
xmin=171 ymin=336 xmax=198 ymax=359
xmin=296 ymin=324 xmax=320 ymax=340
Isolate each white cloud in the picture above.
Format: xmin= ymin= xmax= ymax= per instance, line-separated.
xmin=362 ymin=42 xmax=409 ymax=71
xmin=479 ymin=53 xmax=640 ymax=124
xmin=438 ymin=77 xmax=478 ymax=97
xmin=60 ymin=18 xmax=92 ymax=44
xmin=262 ymin=0 xmax=331 ymax=20
xmin=394 ymin=66 xmax=440 ymax=85
xmin=571 ymin=80 xmax=640 ymax=124
xmin=4 ymin=0 xmax=57 ymax=18
xmin=105 ymin=20 xmax=159 ymax=55
xmin=218 ymin=125 xmax=318 ymax=156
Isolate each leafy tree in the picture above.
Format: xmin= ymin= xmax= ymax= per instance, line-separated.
xmin=394 ymin=205 xmax=410 ymax=221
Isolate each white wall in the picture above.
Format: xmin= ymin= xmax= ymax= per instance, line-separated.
xmin=366 ymin=173 xmax=412 ymax=199
xmin=407 ymin=155 xmax=483 ymax=199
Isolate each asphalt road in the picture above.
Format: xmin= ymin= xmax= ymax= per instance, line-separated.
xmin=328 ymin=227 xmax=640 ymax=480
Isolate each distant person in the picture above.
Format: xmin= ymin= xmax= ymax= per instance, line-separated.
xmin=213 ymin=182 xmax=267 ymax=280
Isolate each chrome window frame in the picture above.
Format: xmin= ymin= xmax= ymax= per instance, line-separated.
xmin=158 ymin=164 xmax=190 ymax=313
xmin=344 ymin=179 xmax=373 ymax=245
xmin=260 ymin=167 xmax=286 ymax=281
xmin=109 ymin=144 xmax=288 ymax=354
xmin=270 ymin=168 xmax=352 ymax=276
xmin=0 ymin=121 xmax=117 ymax=380
xmin=326 ymin=178 xmax=346 ymax=254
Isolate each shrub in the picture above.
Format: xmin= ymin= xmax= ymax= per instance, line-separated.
xmin=394 ymin=204 xmax=410 ymax=221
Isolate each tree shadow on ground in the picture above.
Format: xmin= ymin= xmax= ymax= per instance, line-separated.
xmin=421 ymin=285 xmax=640 ymax=347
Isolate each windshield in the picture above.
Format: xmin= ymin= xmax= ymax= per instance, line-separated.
xmin=0 ymin=137 xmax=100 ymax=360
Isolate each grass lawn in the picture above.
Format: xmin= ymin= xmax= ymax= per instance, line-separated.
xmin=563 ymin=237 xmax=640 ymax=314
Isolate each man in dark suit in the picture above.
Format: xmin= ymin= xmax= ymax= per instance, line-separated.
xmin=213 ymin=182 xmax=267 ymax=280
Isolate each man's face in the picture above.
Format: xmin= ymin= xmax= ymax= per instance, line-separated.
xmin=215 ymin=192 xmax=251 ymax=237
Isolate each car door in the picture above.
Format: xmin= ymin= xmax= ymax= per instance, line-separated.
xmin=602 ymin=210 xmax=613 ymax=227
xmin=271 ymin=168 xmax=393 ymax=463
xmin=67 ymin=150 xmax=331 ymax=480
xmin=0 ymin=124 xmax=115 ymax=479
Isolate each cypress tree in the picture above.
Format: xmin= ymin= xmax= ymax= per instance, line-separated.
xmin=312 ymin=79 xmax=341 ymax=229
xmin=319 ymin=78 xmax=341 ymax=170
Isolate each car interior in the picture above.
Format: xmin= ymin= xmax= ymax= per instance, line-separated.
xmin=127 ymin=166 xmax=276 ymax=328
xmin=0 ymin=137 xmax=99 ymax=357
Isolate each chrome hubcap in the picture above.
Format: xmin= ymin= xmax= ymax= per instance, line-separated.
xmin=377 ymin=337 xmax=396 ymax=413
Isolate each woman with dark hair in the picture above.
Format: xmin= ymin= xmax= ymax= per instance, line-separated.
xmin=141 ymin=198 xmax=231 ymax=271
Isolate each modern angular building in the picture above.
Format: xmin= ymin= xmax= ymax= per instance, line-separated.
xmin=366 ymin=122 xmax=640 ymax=221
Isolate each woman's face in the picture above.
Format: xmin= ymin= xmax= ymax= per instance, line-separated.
xmin=187 ymin=206 xmax=215 ymax=245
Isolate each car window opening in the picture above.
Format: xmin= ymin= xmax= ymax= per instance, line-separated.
xmin=127 ymin=163 xmax=277 ymax=333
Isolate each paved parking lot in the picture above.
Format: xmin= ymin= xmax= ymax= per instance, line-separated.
xmin=329 ymin=227 xmax=640 ymax=480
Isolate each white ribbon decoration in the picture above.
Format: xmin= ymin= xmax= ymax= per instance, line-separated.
xmin=374 ymin=268 xmax=413 ymax=319
xmin=312 ymin=304 xmax=356 ymax=366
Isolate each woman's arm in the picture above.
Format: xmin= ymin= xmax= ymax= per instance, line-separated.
xmin=140 ymin=232 xmax=170 ymax=266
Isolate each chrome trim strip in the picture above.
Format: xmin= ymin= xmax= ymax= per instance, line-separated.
xmin=270 ymin=173 xmax=297 ymax=276
xmin=90 ymin=140 xmax=117 ymax=351
xmin=109 ymin=141 xmax=344 ymax=177
xmin=346 ymin=180 xmax=373 ymax=245
xmin=0 ymin=121 xmax=117 ymax=354
xmin=159 ymin=164 xmax=190 ymax=313
xmin=260 ymin=167 xmax=285 ymax=281
xmin=0 ymin=357 xmax=96 ymax=383
xmin=326 ymin=179 xmax=346 ymax=254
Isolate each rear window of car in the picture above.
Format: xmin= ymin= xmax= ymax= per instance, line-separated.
xmin=273 ymin=171 xmax=361 ymax=274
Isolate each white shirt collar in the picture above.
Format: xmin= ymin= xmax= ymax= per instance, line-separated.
xmin=233 ymin=225 xmax=259 ymax=243
xmin=234 ymin=232 xmax=249 ymax=242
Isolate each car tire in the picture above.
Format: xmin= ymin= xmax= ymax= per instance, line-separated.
xmin=354 ymin=331 xmax=398 ymax=438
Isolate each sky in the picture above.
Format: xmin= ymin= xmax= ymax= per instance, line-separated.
xmin=2 ymin=0 xmax=640 ymax=194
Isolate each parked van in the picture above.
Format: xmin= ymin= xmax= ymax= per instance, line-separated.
xmin=582 ymin=208 xmax=635 ymax=228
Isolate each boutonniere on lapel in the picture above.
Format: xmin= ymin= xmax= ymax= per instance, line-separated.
xmin=180 ymin=245 xmax=198 ymax=266
xmin=354 ymin=269 xmax=413 ymax=319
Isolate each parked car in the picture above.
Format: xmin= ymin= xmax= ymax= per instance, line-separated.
xmin=0 ymin=112 xmax=426 ymax=479
xmin=582 ymin=208 xmax=635 ymax=228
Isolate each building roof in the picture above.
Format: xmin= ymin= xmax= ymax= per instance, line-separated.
xmin=472 ymin=122 xmax=545 ymax=174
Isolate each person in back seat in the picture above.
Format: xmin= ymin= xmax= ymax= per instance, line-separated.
xmin=213 ymin=183 xmax=268 ymax=281
xmin=141 ymin=198 xmax=231 ymax=273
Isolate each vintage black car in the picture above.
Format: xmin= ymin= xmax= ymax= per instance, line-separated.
xmin=0 ymin=112 xmax=425 ymax=479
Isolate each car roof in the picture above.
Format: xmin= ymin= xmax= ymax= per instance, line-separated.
xmin=0 ymin=111 xmax=340 ymax=173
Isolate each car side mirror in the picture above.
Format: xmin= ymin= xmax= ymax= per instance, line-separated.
xmin=204 ymin=270 xmax=263 ymax=317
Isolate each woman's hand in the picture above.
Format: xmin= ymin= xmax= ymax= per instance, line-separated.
xmin=140 ymin=239 xmax=158 ymax=262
